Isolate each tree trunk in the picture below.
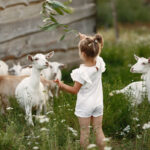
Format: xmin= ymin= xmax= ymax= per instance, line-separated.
xmin=111 ymin=0 xmax=119 ymax=40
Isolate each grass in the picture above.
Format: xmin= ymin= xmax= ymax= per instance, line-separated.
xmin=0 ymin=26 xmax=150 ymax=150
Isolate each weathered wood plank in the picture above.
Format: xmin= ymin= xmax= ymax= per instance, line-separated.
xmin=0 ymin=2 xmax=95 ymax=24
xmin=0 ymin=3 xmax=42 ymax=23
xmin=0 ymin=17 xmax=95 ymax=60
xmin=0 ymin=0 xmax=44 ymax=9
xmin=0 ymin=3 xmax=96 ymax=43
xmin=0 ymin=0 xmax=94 ymax=9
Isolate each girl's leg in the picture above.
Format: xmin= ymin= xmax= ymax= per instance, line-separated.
xmin=92 ymin=116 xmax=105 ymax=150
xmin=78 ymin=117 xmax=91 ymax=150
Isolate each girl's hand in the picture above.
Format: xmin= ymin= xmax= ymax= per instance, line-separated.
xmin=54 ymin=79 xmax=64 ymax=89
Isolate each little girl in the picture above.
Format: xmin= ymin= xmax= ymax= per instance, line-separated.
xmin=55 ymin=33 xmax=106 ymax=150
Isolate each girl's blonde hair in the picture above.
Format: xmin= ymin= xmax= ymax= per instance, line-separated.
xmin=78 ymin=33 xmax=103 ymax=58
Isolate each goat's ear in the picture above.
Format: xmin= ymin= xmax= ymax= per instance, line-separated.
xmin=148 ymin=58 xmax=150 ymax=63
xmin=27 ymin=55 xmax=33 ymax=62
xmin=134 ymin=54 xmax=139 ymax=61
xmin=46 ymin=51 xmax=54 ymax=60
xmin=79 ymin=32 xmax=86 ymax=40
xmin=59 ymin=63 xmax=65 ymax=69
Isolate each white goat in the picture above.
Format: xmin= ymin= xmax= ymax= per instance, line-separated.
xmin=109 ymin=54 xmax=148 ymax=105
xmin=9 ymin=63 xmax=32 ymax=76
xmin=130 ymin=54 xmax=150 ymax=103
xmin=0 ymin=60 xmax=8 ymax=75
xmin=15 ymin=52 xmax=54 ymax=126
xmin=109 ymin=81 xmax=146 ymax=105
xmin=41 ymin=62 xmax=65 ymax=97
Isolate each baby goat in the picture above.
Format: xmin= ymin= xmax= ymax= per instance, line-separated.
xmin=0 ymin=60 xmax=8 ymax=75
xmin=9 ymin=63 xmax=32 ymax=76
xmin=41 ymin=62 xmax=65 ymax=97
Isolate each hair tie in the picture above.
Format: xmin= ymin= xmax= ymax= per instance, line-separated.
xmin=88 ymin=43 xmax=92 ymax=47
xmin=94 ymin=40 xmax=98 ymax=43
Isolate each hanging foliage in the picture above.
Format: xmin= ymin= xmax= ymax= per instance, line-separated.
xmin=41 ymin=0 xmax=77 ymax=40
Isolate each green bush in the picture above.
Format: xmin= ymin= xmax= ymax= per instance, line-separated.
xmin=97 ymin=0 xmax=150 ymax=27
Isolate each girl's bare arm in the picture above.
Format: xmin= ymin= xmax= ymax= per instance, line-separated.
xmin=54 ymin=79 xmax=82 ymax=94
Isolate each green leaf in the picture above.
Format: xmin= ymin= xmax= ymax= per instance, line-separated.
xmin=47 ymin=0 xmax=73 ymax=14
xmin=50 ymin=15 xmax=57 ymax=23
xmin=41 ymin=0 xmax=75 ymax=41
xmin=60 ymin=34 xmax=66 ymax=41
xmin=53 ymin=7 xmax=64 ymax=15
xmin=40 ymin=23 xmax=59 ymax=31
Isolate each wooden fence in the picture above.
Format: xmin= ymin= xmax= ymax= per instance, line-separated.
xmin=0 ymin=0 xmax=96 ymax=67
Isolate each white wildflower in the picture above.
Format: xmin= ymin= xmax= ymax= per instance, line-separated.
xmin=137 ymin=124 xmax=140 ymax=127
xmin=39 ymin=118 xmax=49 ymax=123
xmin=33 ymin=146 xmax=39 ymax=150
xmin=133 ymin=117 xmax=139 ymax=121
xmin=61 ymin=119 xmax=65 ymax=123
xmin=136 ymin=135 xmax=141 ymax=139
xmin=87 ymin=144 xmax=97 ymax=149
xmin=104 ymin=146 xmax=112 ymax=150
xmin=35 ymin=115 xmax=45 ymax=119
xmin=46 ymin=111 xmax=54 ymax=115
xmin=40 ymin=128 xmax=49 ymax=132
xmin=34 ymin=136 xmax=40 ymax=139
xmin=6 ymin=107 xmax=13 ymax=110
xmin=123 ymin=125 xmax=130 ymax=133
xmin=27 ymin=142 xmax=31 ymax=145
xmin=67 ymin=127 xmax=78 ymax=137
xmin=35 ymin=115 xmax=49 ymax=123
xmin=109 ymin=92 xmax=113 ymax=96
xmin=26 ymin=135 xmax=31 ymax=139
xmin=120 ymin=131 xmax=125 ymax=136
xmin=143 ymin=122 xmax=150 ymax=130
xmin=103 ymin=137 xmax=111 ymax=142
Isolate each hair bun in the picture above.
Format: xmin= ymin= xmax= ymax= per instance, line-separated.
xmin=94 ymin=34 xmax=102 ymax=44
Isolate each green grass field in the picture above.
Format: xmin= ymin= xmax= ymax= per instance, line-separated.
xmin=0 ymin=26 xmax=150 ymax=150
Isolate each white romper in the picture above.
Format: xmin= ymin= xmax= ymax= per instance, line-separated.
xmin=71 ymin=56 xmax=106 ymax=118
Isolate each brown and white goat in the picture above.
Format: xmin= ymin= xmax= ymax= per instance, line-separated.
xmin=0 ymin=75 xmax=54 ymax=114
